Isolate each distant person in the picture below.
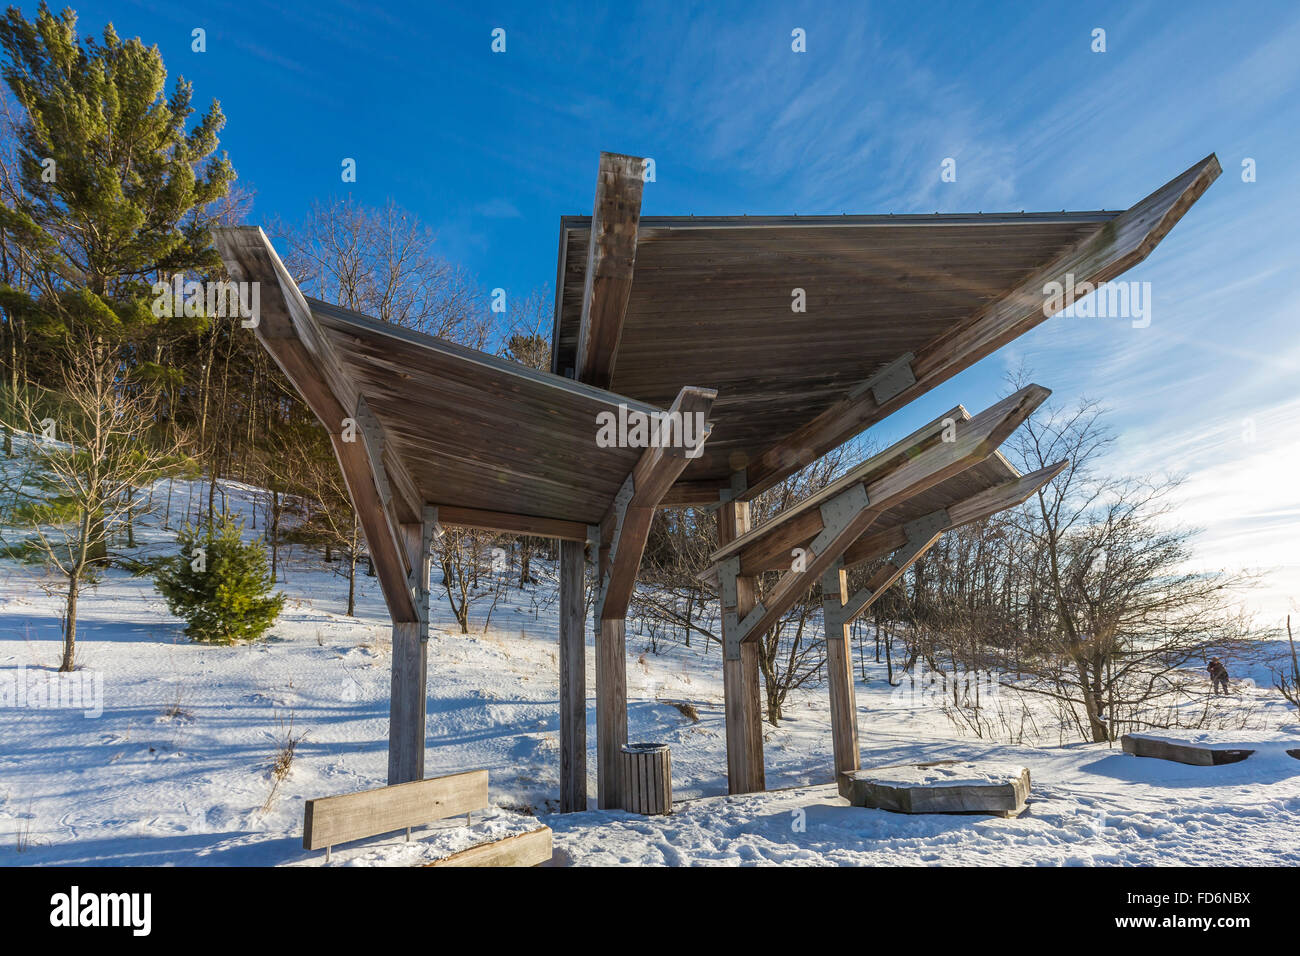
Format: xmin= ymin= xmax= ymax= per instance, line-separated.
xmin=1207 ymin=656 xmax=1231 ymax=695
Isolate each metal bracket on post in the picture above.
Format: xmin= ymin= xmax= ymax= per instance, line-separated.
xmin=716 ymin=552 xmax=765 ymax=657
xmin=810 ymin=483 xmax=869 ymax=556
xmin=723 ymin=611 xmax=742 ymax=661
xmin=820 ymin=557 xmax=846 ymax=636
xmin=717 ymin=554 xmax=741 ymax=661
xmin=730 ymin=469 xmax=748 ymax=499
xmin=848 ymin=352 xmax=916 ymax=406
xmin=732 ymin=604 xmax=766 ymax=648
xmin=900 ymin=508 xmax=951 ymax=551
xmin=410 ymin=504 xmax=436 ymax=641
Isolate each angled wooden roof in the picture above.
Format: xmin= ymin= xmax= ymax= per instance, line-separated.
xmin=700 ymin=385 xmax=1060 ymax=585
xmin=698 ymin=385 xmax=1057 ymax=645
xmin=213 ymin=226 xmax=715 ymax=621
xmin=308 ymin=298 xmax=660 ymax=527
xmin=553 ymin=154 xmax=1221 ymax=504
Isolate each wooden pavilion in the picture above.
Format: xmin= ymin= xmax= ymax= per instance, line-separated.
xmin=212 ymin=148 xmax=1219 ymax=813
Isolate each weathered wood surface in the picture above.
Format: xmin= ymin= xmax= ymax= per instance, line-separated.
xmin=596 ymin=385 xmax=716 ymax=622
xmin=719 ymin=499 xmax=765 ymax=795
xmin=821 ymin=560 xmax=860 ymax=797
xmin=596 ymin=617 xmax=627 ymax=810
xmin=213 ymin=227 xmax=420 ymax=623
xmin=574 ymin=152 xmax=643 ymax=390
xmin=311 ymin=298 xmax=659 ymax=528
xmin=620 ymin=743 xmax=672 ymax=815
xmin=1121 ymin=734 xmax=1255 ymax=766
xmin=707 ymin=385 xmax=1050 ymax=647
xmin=845 ymin=763 xmax=1031 ymax=818
xmin=435 ymin=505 xmax=588 ymax=542
xmin=389 ymin=620 xmax=429 ymax=784
xmin=303 ymin=770 xmax=489 ymax=851
xmin=558 ymin=539 xmax=587 ymax=812
xmin=424 ymin=826 xmax=553 ymax=868
xmin=550 ymin=155 xmax=1219 ymax=502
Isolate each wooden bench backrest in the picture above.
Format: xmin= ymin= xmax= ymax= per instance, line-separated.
xmin=303 ymin=770 xmax=489 ymax=850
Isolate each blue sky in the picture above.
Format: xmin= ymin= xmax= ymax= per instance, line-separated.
xmin=52 ymin=0 xmax=1300 ymax=621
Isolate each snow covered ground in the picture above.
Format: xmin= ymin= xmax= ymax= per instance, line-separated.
xmin=1 ymin=473 xmax=1298 ymax=867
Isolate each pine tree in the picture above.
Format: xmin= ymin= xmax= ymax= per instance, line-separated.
xmin=155 ymin=514 xmax=284 ymax=644
xmin=0 ymin=4 xmax=236 ymax=560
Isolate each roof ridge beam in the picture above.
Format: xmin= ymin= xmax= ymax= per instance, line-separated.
xmin=575 ymin=151 xmax=644 ymax=388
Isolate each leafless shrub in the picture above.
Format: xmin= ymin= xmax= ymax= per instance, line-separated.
xmin=262 ymin=709 xmax=304 ymax=812
xmin=666 ymin=700 xmax=701 ymax=722
xmin=1273 ymin=615 xmax=1300 ymax=719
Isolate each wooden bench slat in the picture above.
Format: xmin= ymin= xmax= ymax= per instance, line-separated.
xmin=303 ymin=770 xmax=489 ymax=850
xmin=424 ymin=827 xmax=553 ymax=867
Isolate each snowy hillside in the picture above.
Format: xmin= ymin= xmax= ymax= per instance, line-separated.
xmin=2 ymin=470 xmax=1298 ymax=867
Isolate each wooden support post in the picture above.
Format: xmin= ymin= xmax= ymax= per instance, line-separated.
xmin=558 ymin=538 xmax=587 ymax=812
xmin=388 ymin=507 xmax=434 ymax=785
xmin=590 ymin=386 xmax=717 ymax=810
xmin=821 ymin=558 xmax=860 ymax=798
xmin=596 ymin=617 xmax=627 ymax=809
xmin=389 ymin=620 xmax=427 ymax=784
xmin=718 ymin=497 xmax=765 ymax=795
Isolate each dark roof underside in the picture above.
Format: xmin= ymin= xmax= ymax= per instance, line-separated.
xmin=312 ymin=299 xmax=652 ymax=525
xmin=552 ymin=213 xmax=1114 ymax=486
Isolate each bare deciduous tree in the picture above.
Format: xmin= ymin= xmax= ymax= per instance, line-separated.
xmin=0 ymin=337 xmax=185 ymax=669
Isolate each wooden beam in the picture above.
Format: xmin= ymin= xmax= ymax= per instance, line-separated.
xmin=706 ymin=406 xmax=970 ymax=577
xmin=595 ymin=386 xmax=716 ymax=621
xmin=592 ymin=386 xmax=715 ymax=810
xmin=726 ymin=385 xmax=1050 ymax=646
xmin=742 ymin=154 xmax=1221 ymax=498
xmin=841 ymin=459 xmax=1069 ymax=569
xmin=839 ymin=522 xmax=946 ymax=627
xmin=575 ymin=152 xmax=644 ymax=388
xmin=434 ymin=504 xmax=588 ymax=542
xmin=213 ymin=227 xmax=419 ymax=623
xmin=558 ymin=539 xmax=587 ymax=812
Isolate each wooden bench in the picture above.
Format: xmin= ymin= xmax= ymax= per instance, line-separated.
xmin=1121 ymin=733 xmax=1254 ymax=766
xmin=303 ymin=769 xmax=552 ymax=866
